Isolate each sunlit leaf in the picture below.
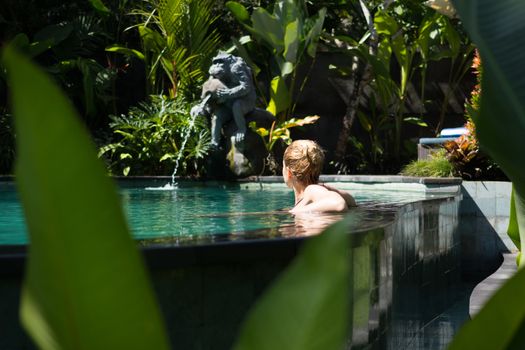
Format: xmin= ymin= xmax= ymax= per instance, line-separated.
xmin=425 ymin=0 xmax=457 ymax=18
xmin=2 ymin=46 xmax=169 ymax=350
xmin=507 ymin=186 xmax=521 ymax=251
xmin=374 ymin=9 xmax=399 ymax=35
xmin=267 ymin=76 xmax=290 ymax=116
xmin=226 ymin=1 xmax=251 ymax=24
xmin=284 ymin=20 xmax=299 ymax=64
xmin=447 ymin=0 xmax=525 ymax=347
xmin=251 ymin=8 xmax=284 ymax=53
xmin=404 ymin=116 xmax=428 ymax=127
xmin=105 ymin=45 xmax=145 ymax=60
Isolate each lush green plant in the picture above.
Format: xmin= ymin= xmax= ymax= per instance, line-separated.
xmin=226 ymin=0 xmax=326 ymax=120
xmin=99 ymin=95 xmax=211 ymax=176
xmin=107 ymin=0 xmax=222 ymax=99
xmin=249 ymin=115 xmax=319 ymax=153
xmin=400 ymin=149 xmax=455 ymax=177
xmin=2 ymin=46 xmax=169 ymax=349
xmin=249 ymin=115 xmax=320 ymax=174
xmin=327 ymin=0 xmax=470 ymax=172
xmin=443 ymin=51 xmax=506 ymax=180
xmin=3 ymin=45 xmax=351 ymax=349
xmin=5 ymin=17 xmax=119 ymax=128
xmin=443 ymin=121 xmax=506 ymax=180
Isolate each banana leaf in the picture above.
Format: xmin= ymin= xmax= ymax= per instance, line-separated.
xmin=2 ymin=46 xmax=169 ymax=350
xmin=446 ymin=0 xmax=525 ymax=347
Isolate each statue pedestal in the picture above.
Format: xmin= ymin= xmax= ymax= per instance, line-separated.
xmin=205 ymin=108 xmax=275 ymax=178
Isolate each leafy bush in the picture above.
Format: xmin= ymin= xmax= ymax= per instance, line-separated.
xmin=99 ymin=95 xmax=211 ymax=176
xmin=226 ymin=0 xmax=326 ymax=120
xmin=443 ymin=50 xmax=507 ymax=180
xmin=108 ymin=0 xmax=222 ymax=99
xmin=400 ymin=149 xmax=455 ymax=177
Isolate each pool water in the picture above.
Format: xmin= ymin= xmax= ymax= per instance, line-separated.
xmin=0 ymin=181 xmax=434 ymax=245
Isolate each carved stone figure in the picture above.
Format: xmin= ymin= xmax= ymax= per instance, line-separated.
xmin=190 ymin=53 xmax=257 ymax=147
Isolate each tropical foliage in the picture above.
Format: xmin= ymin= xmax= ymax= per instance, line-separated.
xmin=446 ymin=0 xmax=525 ymax=348
xmin=107 ymin=0 xmax=222 ymax=99
xmin=226 ymin=0 xmax=326 ymax=120
xmin=326 ymin=0 xmax=471 ymax=174
xmin=99 ymin=95 xmax=211 ymax=176
xmin=443 ymin=50 xmax=506 ymax=180
xmin=3 ymin=45 xmax=350 ymax=349
xmin=2 ymin=46 xmax=170 ymax=350
xmin=249 ymin=115 xmax=320 ymax=174
xmin=249 ymin=115 xmax=320 ymax=154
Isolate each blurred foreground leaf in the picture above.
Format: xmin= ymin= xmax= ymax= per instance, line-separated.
xmin=2 ymin=47 xmax=169 ymax=349
xmin=233 ymin=218 xmax=351 ymax=350
xmin=448 ymin=0 xmax=525 ymax=349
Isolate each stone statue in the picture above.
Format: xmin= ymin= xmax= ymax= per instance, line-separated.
xmin=190 ymin=52 xmax=257 ymax=147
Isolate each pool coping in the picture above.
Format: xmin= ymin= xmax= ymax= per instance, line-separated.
xmin=469 ymin=253 xmax=518 ymax=317
xmin=1 ymin=174 xmax=463 ymax=185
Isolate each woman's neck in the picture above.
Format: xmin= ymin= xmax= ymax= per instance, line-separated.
xmin=292 ymin=182 xmax=307 ymax=204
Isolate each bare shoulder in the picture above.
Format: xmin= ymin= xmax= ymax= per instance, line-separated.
xmin=303 ymin=184 xmax=330 ymax=198
xmin=320 ymin=183 xmax=357 ymax=208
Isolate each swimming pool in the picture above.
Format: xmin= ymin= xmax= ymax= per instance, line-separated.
xmin=0 ymin=179 xmax=443 ymax=245
xmin=0 ymin=176 xmax=471 ymax=350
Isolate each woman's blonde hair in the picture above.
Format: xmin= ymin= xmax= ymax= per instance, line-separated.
xmin=283 ymin=140 xmax=325 ymax=186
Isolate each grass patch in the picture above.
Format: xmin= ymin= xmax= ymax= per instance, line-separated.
xmin=400 ymin=149 xmax=455 ymax=177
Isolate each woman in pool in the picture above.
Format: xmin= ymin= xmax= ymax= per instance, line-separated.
xmin=283 ymin=139 xmax=356 ymax=213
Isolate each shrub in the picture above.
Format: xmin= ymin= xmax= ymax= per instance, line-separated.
xmin=400 ymin=149 xmax=455 ymax=177
xmin=443 ymin=50 xmax=507 ymax=180
xmin=99 ymin=95 xmax=211 ymax=176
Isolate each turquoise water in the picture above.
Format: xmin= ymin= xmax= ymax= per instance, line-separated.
xmin=0 ymin=181 xmax=432 ymax=245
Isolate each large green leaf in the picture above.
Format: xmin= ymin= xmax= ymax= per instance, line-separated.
xmin=446 ymin=0 xmax=525 ymax=347
xmin=507 ymin=185 xmax=521 ymax=252
xmin=273 ymin=0 xmax=302 ymax=26
xmin=2 ymin=47 xmax=169 ymax=349
xmin=284 ymin=20 xmax=299 ymax=64
xmin=233 ymin=218 xmax=351 ymax=350
xmin=447 ymin=266 xmax=525 ymax=349
xmin=451 ymin=0 xmax=525 ymax=263
xmin=251 ymin=8 xmax=285 ymax=53
xmin=267 ymin=76 xmax=291 ymax=116
xmin=226 ymin=1 xmax=251 ymax=24
xmin=373 ymin=9 xmax=399 ymax=36
xmin=304 ymin=8 xmax=326 ymax=58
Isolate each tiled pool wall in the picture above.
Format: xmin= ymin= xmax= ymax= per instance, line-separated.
xmin=459 ymin=181 xmax=514 ymax=281
xmin=1 ymin=176 xmax=503 ymax=349
xmin=141 ymin=195 xmax=464 ymax=350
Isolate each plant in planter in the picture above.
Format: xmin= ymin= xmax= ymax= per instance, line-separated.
xmin=443 ymin=50 xmax=507 ymax=180
xmin=400 ymin=148 xmax=455 ymax=177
